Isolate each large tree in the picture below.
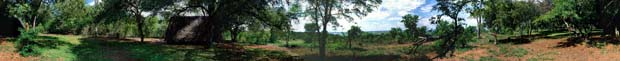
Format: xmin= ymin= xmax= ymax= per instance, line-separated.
xmin=50 ymin=0 xmax=93 ymax=34
xmin=301 ymin=0 xmax=381 ymax=60
xmin=400 ymin=14 xmax=420 ymax=41
xmin=473 ymin=0 xmax=541 ymax=42
xmin=97 ymin=0 xmax=174 ymax=42
xmin=5 ymin=0 xmax=53 ymax=31
xmin=432 ymin=0 xmax=473 ymax=58
xmin=346 ymin=26 xmax=362 ymax=48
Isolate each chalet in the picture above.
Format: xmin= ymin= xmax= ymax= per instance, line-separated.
xmin=0 ymin=14 xmax=20 ymax=37
xmin=164 ymin=16 xmax=207 ymax=44
xmin=0 ymin=1 xmax=20 ymax=37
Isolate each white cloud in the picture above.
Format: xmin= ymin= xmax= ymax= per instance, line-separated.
xmin=86 ymin=0 xmax=101 ymax=6
xmin=464 ymin=17 xmax=479 ymax=26
xmin=384 ymin=0 xmax=425 ymax=16
xmin=291 ymin=0 xmax=429 ymax=32
xmin=87 ymin=1 xmax=95 ymax=6
xmin=420 ymin=4 xmax=434 ymax=13
xmin=417 ymin=17 xmax=436 ymax=29
xmin=354 ymin=0 xmax=426 ymax=31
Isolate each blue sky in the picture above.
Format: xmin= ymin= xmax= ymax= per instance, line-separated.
xmin=85 ymin=0 xmax=478 ymax=32
xmin=86 ymin=0 xmax=96 ymax=6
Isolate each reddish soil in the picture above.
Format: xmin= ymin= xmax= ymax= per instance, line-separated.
xmin=435 ymin=37 xmax=620 ymax=61
xmin=0 ymin=39 xmax=40 ymax=61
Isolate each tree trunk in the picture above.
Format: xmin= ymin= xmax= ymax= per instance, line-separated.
xmin=348 ymin=38 xmax=352 ymax=49
xmin=528 ymin=22 xmax=532 ymax=36
xmin=319 ymin=23 xmax=327 ymax=61
xmin=286 ymin=32 xmax=290 ymax=47
xmin=615 ymin=27 xmax=619 ymax=38
xmin=32 ymin=16 xmax=37 ymax=31
xmin=133 ymin=9 xmax=145 ymax=42
xmin=477 ymin=17 xmax=481 ymax=39
xmin=319 ymin=4 xmax=332 ymax=60
xmin=231 ymin=26 xmax=240 ymax=42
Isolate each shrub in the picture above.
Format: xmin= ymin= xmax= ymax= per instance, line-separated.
xmin=14 ymin=29 xmax=40 ymax=56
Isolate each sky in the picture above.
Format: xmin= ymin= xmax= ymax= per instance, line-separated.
xmin=85 ymin=0 xmax=479 ymax=32
xmin=86 ymin=0 xmax=96 ymax=6
xmin=290 ymin=0 xmax=478 ymax=32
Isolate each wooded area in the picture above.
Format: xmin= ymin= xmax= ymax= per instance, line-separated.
xmin=1 ymin=0 xmax=619 ymax=61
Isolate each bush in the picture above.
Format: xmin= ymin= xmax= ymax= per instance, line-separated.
xmin=15 ymin=29 xmax=40 ymax=56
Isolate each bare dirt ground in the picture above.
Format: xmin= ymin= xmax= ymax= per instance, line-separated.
xmin=435 ymin=37 xmax=620 ymax=61
xmin=0 ymin=39 xmax=40 ymax=61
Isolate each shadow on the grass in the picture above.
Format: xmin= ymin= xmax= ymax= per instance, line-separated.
xmin=72 ymin=37 xmax=214 ymax=61
xmin=554 ymin=36 xmax=620 ymax=48
xmin=498 ymin=37 xmax=532 ymax=45
xmin=14 ymin=36 xmax=74 ymax=57
xmin=496 ymin=30 xmax=575 ymax=45
xmin=28 ymin=36 xmax=74 ymax=49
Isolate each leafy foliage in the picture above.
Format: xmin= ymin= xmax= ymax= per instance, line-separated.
xmin=15 ymin=29 xmax=39 ymax=56
xmin=347 ymin=26 xmax=362 ymax=48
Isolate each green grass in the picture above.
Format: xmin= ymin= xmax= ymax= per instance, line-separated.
xmin=19 ymin=34 xmax=294 ymax=61
xmin=489 ymin=44 xmax=529 ymax=57
xmin=479 ymin=56 xmax=500 ymax=61
xmin=11 ymin=35 xmax=80 ymax=60
xmin=6 ymin=34 xmax=216 ymax=61
xmin=72 ymin=37 xmax=217 ymax=61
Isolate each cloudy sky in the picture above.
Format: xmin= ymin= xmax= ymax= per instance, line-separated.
xmin=86 ymin=0 xmax=479 ymax=32
xmin=290 ymin=0 xmax=478 ymax=32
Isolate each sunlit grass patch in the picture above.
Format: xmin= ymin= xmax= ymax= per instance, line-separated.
xmin=488 ymin=44 xmax=529 ymax=57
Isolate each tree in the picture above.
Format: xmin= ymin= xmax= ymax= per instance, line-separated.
xmin=304 ymin=23 xmax=319 ymax=43
xmin=432 ymin=0 xmax=473 ymax=58
xmin=346 ymin=26 xmax=362 ymax=48
xmin=97 ymin=0 xmax=174 ymax=42
xmin=535 ymin=0 xmax=590 ymax=38
xmin=401 ymin=14 xmax=420 ymax=41
xmin=473 ymin=0 xmax=541 ymax=43
xmin=301 ymin=0 xmax=381 ymax=60
xmin=389 ymin=28 xmax=403 ymax=43
xmin=6 ymin=0 xmax=52 ymax=31
xmin=304 ymin=23 xmax=319 ymax=33
xmin=50 ymin=0 xmax=93 ymax=34
xmin=534 ymin=0 xmax=620 ymax=39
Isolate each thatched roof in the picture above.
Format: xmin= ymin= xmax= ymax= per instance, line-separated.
xmin=0 ymin=16 xmax=20 ymax=37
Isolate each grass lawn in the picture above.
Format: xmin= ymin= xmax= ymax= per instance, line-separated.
xmin=11 ymin=34 xmax=216 ymax=61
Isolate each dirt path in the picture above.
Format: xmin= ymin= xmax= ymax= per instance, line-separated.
xmin=437 ymin=37 xmax=620 ymax=61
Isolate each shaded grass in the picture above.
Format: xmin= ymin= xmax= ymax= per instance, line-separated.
xmin=73 ymin=37 xmax=216 ymax=61
xmin=11 ymin=35 xmax=78 ymax=60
